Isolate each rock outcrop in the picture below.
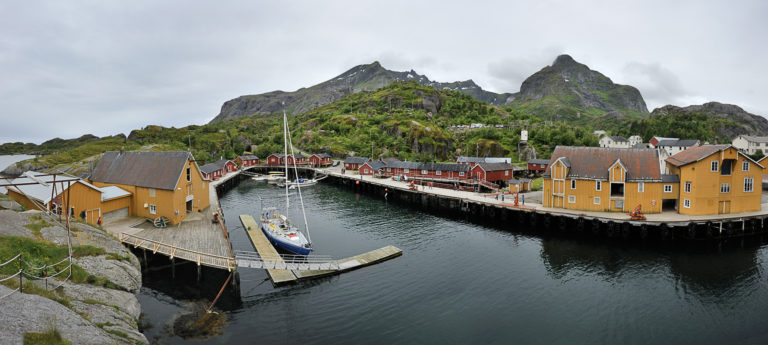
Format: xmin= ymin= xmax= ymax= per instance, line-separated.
xmin=651 ymin=102 xmax=768 ymax=139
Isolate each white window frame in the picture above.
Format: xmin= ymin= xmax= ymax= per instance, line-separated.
xmin=664 ymin=184 xmax=672 ymax=193
xmin=683 ymin=199 xmax=691 ymax=208
xmin=187 ymin=167 xmax=191 ymax=182
xmin=436 ymin=170 xmax=442 ymax=176
xmin=387 ymin=167 xmax=391 ymax=172
xmin=744 ymin=177 xmax=754 ymax=192
xmin=404 ymin=169 xmax=409 ymax=173
xmin=638 ymin=182 xmax=644 ymax=193
xmin=459 ymin=172 xmax=465 ymax=176
xmin=421 ymin=170 xmax=428 ymax=174
xmin=684 ymin=181 xmax=691 ymax=193
xmin=743 ymin=161 xmax=749 ymax=171
xmin=505 ymin=170 xmax=509 ymax=176
xmin=593 ymin=197 xmax=601 ymax=205
xmin=720 ymin=183 xmax=730 ymax=193
xmin=568 ymin=195 xmax=576 ymax=203
xmin=571 ymin=180 xmax=576 ymax=189
xmin=149 ymin=204 xmax=157 ymax=215
xmin=364 ymin=169 xmax=369 ymax=174
xmin=596 ymin=181 xmax=602 ymax=191
xmin=711 ymin=160 xmax=719 ymax=172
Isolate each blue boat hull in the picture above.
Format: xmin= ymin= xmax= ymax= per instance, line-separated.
xmin=259 ymin=223 xmax=312 ymax=255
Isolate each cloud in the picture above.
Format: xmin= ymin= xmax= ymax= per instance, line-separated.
xmin=486 ymin=47 xmax=564 ymax=93
xmin=620 ymin=62 xmax=691 ymax=110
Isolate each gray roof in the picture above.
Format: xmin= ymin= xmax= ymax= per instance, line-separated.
xmin=199 ymin=162 xmax=221 ymax=174
xmin=457 ymin=156 xmax=511 ymax=164
xmin=363 ymin=161 xmax=386 ymax=171
xmin=100 ymin=185 xmax=131 ymax=201
xmin=238 ymin=155 xmax=258 ymax=160
xmin=344 ymin=157 xmax=370 ymax=164
xmin=476 ymin=163 xmax=514 ymax=172
xmin=661 ymin=174 xmax=680 ymax=183
xmin=607 ymin=136 xmax=628 ymax=142
xmin=738 ymin=135 xmax=768 ymax=143
xmin=313 ymin=153 xmax=332 ymax=158
xmin=7 ymin=171 xmax=124 ymax=204
xmin=657 ymin=139 xmax=699 ymax=147
xmin=386 ymin=161 xmax=471 ymax=172
xmin=90 ymin=151 xmax=193 ymax=190
xmin=528 ymin=159 xmax=550 ymax=165
xmin=544 ymin=146 xmax=661 ymax=181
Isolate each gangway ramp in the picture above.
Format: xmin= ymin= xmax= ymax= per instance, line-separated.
xmin=239 ymin=215 xmax=402 ymax=286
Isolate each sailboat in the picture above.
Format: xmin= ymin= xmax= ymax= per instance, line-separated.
xmin=257 ymin=109 xmax=313 ymax=255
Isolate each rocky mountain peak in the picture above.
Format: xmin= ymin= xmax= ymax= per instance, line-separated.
xmin=552 ymin=54 xmax=577 ymax=67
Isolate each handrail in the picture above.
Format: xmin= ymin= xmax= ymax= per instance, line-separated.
xmin=119 ymin=232 xmax=236 ymax=269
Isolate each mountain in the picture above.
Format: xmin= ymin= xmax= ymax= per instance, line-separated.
xmin=508 ymin=54 xmax=648 ymax=123
xmin=209 ymin=62 xmax=513 ymax=123
xmin=644 ymin=102 xmax=768 ymax=140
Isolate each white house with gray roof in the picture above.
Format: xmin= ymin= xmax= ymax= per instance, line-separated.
xmin=599 ymin=135 xmax=630 ymax=149
xmin=732 ymin=135 xmax=768 ymax=155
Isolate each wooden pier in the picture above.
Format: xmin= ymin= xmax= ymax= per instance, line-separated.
xmin=239 ymin=215 xmax=402 ymax=286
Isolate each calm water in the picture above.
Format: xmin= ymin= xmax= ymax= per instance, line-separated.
xmin=138 ymin=180 xmax=768 ymax=344
xmin=0 ymin=155 xmax=34 ymax=175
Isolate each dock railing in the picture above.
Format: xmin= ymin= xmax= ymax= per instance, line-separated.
xmin=234 ymin=250 xmax=340 ymax=271
xmin=119 ymin=233 xmax=236 ymax=271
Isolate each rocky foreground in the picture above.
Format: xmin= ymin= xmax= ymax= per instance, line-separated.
xmin=0 ymin=199 xmax=147 ymax=345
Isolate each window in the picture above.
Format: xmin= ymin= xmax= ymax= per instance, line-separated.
xmin=711 ymin=160 xmax=719 ymax=172
xmin=683 ymin=199 xmax=691 ymax=208
xmin=505 ymin=170 xmax=509 ymax=176
xmin=436 ymin=170 xmax=442 ymax=176
xmin=149 ymin=204 xmax=157 ymax=215
xmin=596 ymin=181 xmax=602 ymax=191
xmin=387 ymin=168 xmax=391 ymax=172
xmin=459 ymin=172 xmax=465 ymax=176
xmin=638 ymin=182 xmax=644 ymax=193
xmin=721 ymin=159 xmax=733 ymax=175
xmin=743 ymin=161 xmax=749 ymax=171
xmin=664 ymin=185 xmax=673 ymax=193
xmin=364 ymin=169 xmax=369 ymax=174
xmin=684 ymin=182 xmax=691 ymax=193
xmin=186 ymin=167 xmax=191 ymax=182
xmin=610 ymin=183 xmax=624 ymax=197
xmin=568 ymin=195 xmax=576 ymax=203
xmin=720 ymin=183 xmax=730 ymax=193
xmin=404 ymin=169 xmax=409 ymax=173
xmin=593 ymin=197 xmax=601 ymax=205
xmin=149 ymin=188 xmax=156 ymax=197
xmin=421 ymin=170 xmax=428 ymax=174
xmin=571 ymin=180 xmax=576 ymax=189
xmin=745 ymin=177 xmax=754 ymax=192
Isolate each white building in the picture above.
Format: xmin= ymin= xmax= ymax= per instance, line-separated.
xmin=732 ymin=135 xmax=768 ymax=155
xmin=628 ymin=135 xmax=643 ymax=146
xmin=656 ymin=139 xmax=700 ymax=173
xmin=593 ymin=130 xmax=606 ymax=137
xmin=598 ymin=135 xmax=630 ymax=148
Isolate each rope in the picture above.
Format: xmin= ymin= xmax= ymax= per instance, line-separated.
xmin=0 ymin=253 xmax=21 ymax=267
xmin=0 ymin=285 xmax=19 ymax=300
xmin=0 ymin=270 xmax=22 ymax=283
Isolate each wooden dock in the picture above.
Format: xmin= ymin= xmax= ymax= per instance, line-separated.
xmin=239 ymin=215 xmax=402 ymax=286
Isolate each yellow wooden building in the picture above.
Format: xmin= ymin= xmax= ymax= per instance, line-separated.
xmin=665 ymin=145 xmax=763 ymax=215
xmin=5 ymin=172 xmax=132 ymax=224
xmin=89 ymin=151 xmax=210 ymax=225
xmin=543 ymin=146 xmax=665 ymax=213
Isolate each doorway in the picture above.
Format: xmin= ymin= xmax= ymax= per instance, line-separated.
xmin=186 ymin=200 xmax=193 ymax=213
xmin=718 ymin=200 xmax=731 ymax=214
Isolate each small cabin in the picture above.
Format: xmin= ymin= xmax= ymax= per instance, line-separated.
xmin=309 ymin=153 xmax=333 ymax=167
xmin=235 ymin=155 xmax=259 ymax=168
xmin=527 ymin=159 xmax=549 ymax=173
xmin=344 ymin=157 xmax=371 ymax=171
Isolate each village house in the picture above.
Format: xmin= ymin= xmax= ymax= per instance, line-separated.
xmin=543 ymin=146 xmax=664 ymax=213
xmin=527 ymin=159 xmax=550 ymax=174
xmin=656 ymin=139 xmax=700 ymax=172
xmin=88 ymin=151 xmax=210 ymax=225
xmin=309 ymin=153 xmax=333 ymax=167
xmin=235 ymin=155 xmax=259 ymax=168
xmin=382 ymin=161 xmax=471 ymax=180
xmin=665 ymin=145 xmax=763 ymax=215
xmin=199 ymin=159 xmax=237 ymax=181
xmin=359 ymin=161 xmax=386 ymax=175
xmin=649 ymin=136 xmax=678 ymax=148
xmin=628 ymin=135 xmax=643 ymax=146
xmin=470 ymin=163 xmax=516 ymax=186
xmin=344 ymin=157 xmax=371 ymax=171
xmin=508 ymin=178 xmax=532 ymax=192
xmin=732 ymin=135 xmax=768 ymax=156
xmin=598 ymin=135 xmax=631 ymax=149
xmin=266 ymin=153 xmax=282 ymax=165
xmin=6 ymin=171 xmax=132 ymax=224
xmin=266 ymin=153 xmax=307 ymax=166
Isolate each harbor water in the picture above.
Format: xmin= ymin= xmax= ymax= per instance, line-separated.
xmin=137 ymin=179 xmax=768 ymax=344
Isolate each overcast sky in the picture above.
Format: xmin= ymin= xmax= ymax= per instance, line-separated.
xmin=1 ymin=0 xmax=766 ymax=144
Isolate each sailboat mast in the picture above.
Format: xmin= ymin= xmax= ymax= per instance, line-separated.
xmin=283 ymin=110 xmax=289 ymax=210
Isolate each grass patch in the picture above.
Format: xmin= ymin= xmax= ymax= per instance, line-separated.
xmin=106 ymin=253 xmax=131 ymax=262
xmin=24 ymin=330 xmax=72 ymax=345
xmin=531 ymin=177 xmax=543 ymax=191
xmin=24 ymin=215 xmax=52 ymax=240
xmin=105 ymin=329 xmax=130 ymax=339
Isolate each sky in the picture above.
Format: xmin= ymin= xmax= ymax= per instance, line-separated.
xmin=1 ymin=0 xmax=766 ymax=144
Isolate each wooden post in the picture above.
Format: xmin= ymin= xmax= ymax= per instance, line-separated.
xmin=142 ymin=249 xmax=147 ymax=271
xmin=171 ymin=257 xmax=175 ymax=279
xmin=196 ymin=264 xmax=201 ymax=284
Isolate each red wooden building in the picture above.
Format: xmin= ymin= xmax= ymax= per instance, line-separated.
xmin=344 ymin=157 xmax=371 ymax=170
xmin=359 ymin=161 xmax=386 ymax=175
xmin=266 ymin=153 xmax=282 ymax=166
xmin=469 ymin=163 xmax=514 ymax=185
xmin=527 ymin=159 xmax=549 ymax=173
xmin=381 ymin=161 xmax=470 ymax=180
xmin=200 ymin=158 xmax=236 ymax=180
xmin=309 ymin=153 xmax=333 ymax=167
xmin=235 ymin=155 xmax=259 ymax=167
